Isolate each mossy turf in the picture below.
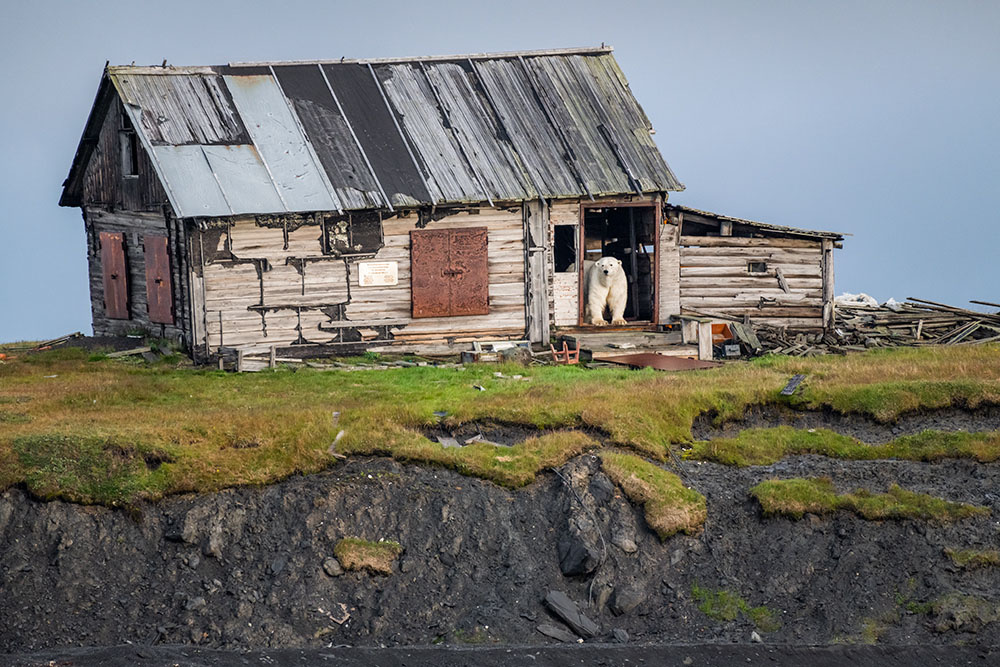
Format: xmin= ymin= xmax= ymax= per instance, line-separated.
xmin=601 ymin=451 xmax=706 ymax=538
xmin=333 ymin=537 xmax=402 ymax=575
xmin=944 ymin=547 xmax=1000 ymax=569
xmin=687 ymin=426 xmax=1000 ymax=467
xmin=751 ymin=477 xmax=989 ymax=521
xmin=1 ymin=344 xmax=999 ymax=506
xmin=691 ymin=583 xmax=781 ymax=632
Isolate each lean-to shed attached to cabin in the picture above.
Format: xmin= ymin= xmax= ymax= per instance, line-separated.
xmin=60 ymin=46 xmax=842 ymax=361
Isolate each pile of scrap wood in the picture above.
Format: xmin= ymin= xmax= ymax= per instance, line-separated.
xmin=745 ymin=298 xmax=1000 ymax=356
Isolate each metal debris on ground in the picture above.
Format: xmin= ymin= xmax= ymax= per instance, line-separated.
xmin=780 ymin=374 xmax=806 ymax=396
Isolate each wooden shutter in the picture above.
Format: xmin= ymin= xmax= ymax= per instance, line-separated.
xmin=410 ymin=227 xmax=489 ymax=318
xmin=99 ymin=231 xmax=129 ymax=319
xmin=410 ymin=229 xmax=451 ymax=318
xmin=144 ymin=235 xmax=173 ymax=324
xmin=448 ymin=228 xmax=489 ymax=316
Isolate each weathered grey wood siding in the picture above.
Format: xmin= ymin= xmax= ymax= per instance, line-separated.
xmin=678 ymin=236 xmax=826 ymax=328
xmin=81 ymin=101 xmax=169 ymax=212
xmin=192 ymin=206 xmax=527 ymax=352
xmin=84 ymin=207 xmax=188 ymax=341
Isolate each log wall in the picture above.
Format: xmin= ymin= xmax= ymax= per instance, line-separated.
xmin=81 ymin=101 xmax=169 ymax=213
xmin=193 ymin=206 xmax=528 ymax=352
xmin=84 ymin=207 xmax=188 ymax=342
xmin=678 ymin=236 xmax=826 ymax=328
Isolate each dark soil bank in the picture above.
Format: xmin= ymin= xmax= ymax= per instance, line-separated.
xmin=6 ymin=643 xmax=999 ymax=667
xmin=3 ymin=426 xmax=1000 ymax=654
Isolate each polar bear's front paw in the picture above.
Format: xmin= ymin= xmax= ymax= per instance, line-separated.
xmin=589 ymin=318 xmax=608 ymax=327
xmin=610 ymin=318 xmax=627 ymax=326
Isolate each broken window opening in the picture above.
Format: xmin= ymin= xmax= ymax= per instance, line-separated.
xmin=119 ymin=109 xmax=139 ymax=178
xmin=553 ymin=225 xmax=577 ymax=273
xmin=748 ymin=261 xmax=768 ymax=274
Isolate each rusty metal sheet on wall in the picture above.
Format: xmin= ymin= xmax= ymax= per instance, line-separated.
xmin=448 ymin=227 xmax=489 ymax=317
xmin=99 ymin=231 xmax=129 ymax=319
xmin=410 ymin=228 xmax=451 ymax=318
xmin=144 ymin=235 xmax=173 ymax=324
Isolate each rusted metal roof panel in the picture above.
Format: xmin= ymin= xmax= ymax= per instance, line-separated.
xmin=223 ymin=74 xmax=342 ymax=213
xmin=112 ymin=72 xmax=249 ymax=146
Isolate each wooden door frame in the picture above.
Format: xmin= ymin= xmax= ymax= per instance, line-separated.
xmin=576 ymin=200 xmax=661 ymax=327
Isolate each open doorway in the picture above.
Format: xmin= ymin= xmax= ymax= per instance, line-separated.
xmin=579 ymin=204 xmax=658 ymax=325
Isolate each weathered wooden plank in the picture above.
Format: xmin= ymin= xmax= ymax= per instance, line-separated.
xmin=680 ymin=265 xmax=822 ymax=278
xmin=680 ymin=236 xmax=821 ymax=249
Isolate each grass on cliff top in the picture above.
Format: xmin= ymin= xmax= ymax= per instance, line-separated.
xmin=0 ymin=344 xmax=999 ymax=507
xmin=601 ymin=451 xmax=706 ymax=538
xmin=333 ymin=537 xmax=402 ymax=575
xmin=751 ymin=477 xmax=989 ymax=521
xmin=687 ymin=426 xmax=1000 ymax=467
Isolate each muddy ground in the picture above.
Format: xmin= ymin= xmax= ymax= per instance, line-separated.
xmin=2 ymin=408 xmax=1000 ymax=657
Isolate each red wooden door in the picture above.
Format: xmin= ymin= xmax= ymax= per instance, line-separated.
xmin=99 ymin=231 xmax=129 ymax=319
xmin=410 ymin=227 xmax=489 ymax=318
xmin=144 ymin=235 xmax=173 ymax=324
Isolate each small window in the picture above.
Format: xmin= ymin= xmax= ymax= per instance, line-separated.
xmin=120 ymin=110 xmax=139 ymax=178
xmin=748 ymin=261 xmax=768 ymax=274
xmin=553 ymin=225 xmax=577 ymax=273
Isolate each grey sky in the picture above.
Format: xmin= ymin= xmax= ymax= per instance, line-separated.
xmin=1 ymin=0 xmax=997 ymax=342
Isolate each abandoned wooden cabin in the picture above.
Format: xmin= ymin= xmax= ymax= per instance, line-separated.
xmin=59 ymin=46 xmax=843 ymax=361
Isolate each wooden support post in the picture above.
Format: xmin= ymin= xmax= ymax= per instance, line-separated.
xmin=821 ymin=239 xmax=835 ymax=329
xmin=719 ymin=220 xmax=733 ymax=236
xmin=269 ymin=344 xmax=276 ymax=369
xmin=237 ymin=349 xmax=244 ymax=373
xmin=682 ymin=319 xmax=698 ymax=344
xmin=698 ymin=321 xmax=713 ymax=361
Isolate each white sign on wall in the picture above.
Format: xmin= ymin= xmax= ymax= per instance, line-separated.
xmin=358 ymin=261 xmax=398 ymax=287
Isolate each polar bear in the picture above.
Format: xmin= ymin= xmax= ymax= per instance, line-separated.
xmin=585 ymin=256 xmax=628 ymax=326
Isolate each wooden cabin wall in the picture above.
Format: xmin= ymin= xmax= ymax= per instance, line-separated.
xmin=84 ymin=207 xmax=188 ymax=342
xmin=191 ymin=206 xmax=527 ymax=352
xmin=678 ymin=236 xmax=826 ymax=328
xmin=658 ymin=213 xmax=681 ymax=323
xmin=549 ymin=200 xmax=580 ymax=327
xmin=81 ymin=101 xmax=169 ymax=213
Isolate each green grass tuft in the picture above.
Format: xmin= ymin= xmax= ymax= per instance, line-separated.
xmin=687 ymin=427 xmax=1000 ymax=466
xmin=333 ymin=537 xmax=402 ymax=575
xmin=691 ymin=583 xmax=781 ymax=631
xmin=601 ymin=451 xmax=706 ymax=539
xmin=751 ymin=477 xmax=989 ymax=521
xmin=944 ymin=547 xmax=1000 ymax=569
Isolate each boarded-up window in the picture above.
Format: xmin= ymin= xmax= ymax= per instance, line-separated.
xmin=99 ymin=231 xmax=129 ymax=319
xmin=144 ymin=235 xmax=173 ymax=324
xmin=410 ymin=227 xmax=489 ymax=318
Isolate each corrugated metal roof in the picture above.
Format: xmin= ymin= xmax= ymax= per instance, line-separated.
xmin=668 ymin=204 xmax=845 ymax=239
xmin=62 ymin=46 xmax=684 ymax=217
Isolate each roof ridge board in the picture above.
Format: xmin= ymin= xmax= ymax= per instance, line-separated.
xmin=227 ymin=45 xmax=614 ymax=68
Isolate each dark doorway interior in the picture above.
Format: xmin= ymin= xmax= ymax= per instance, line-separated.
xmin=581 ymin=206 xmax=656 ymax=322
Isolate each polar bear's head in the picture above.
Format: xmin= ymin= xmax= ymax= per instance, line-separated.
xmin=594 ymin=256 xmax=624 ymax=277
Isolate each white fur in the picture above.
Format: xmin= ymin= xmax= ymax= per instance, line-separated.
xmin=584 ymin=256 xmax=628 ymax=326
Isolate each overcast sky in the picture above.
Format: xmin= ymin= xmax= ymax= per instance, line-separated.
xmin=1 ymin=0 xmax=997 ymax=342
